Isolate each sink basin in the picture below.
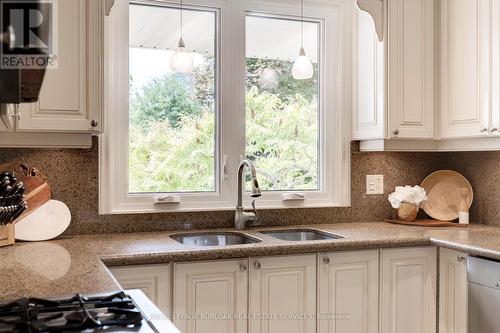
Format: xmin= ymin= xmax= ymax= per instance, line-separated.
xmin=171 ymin=232 xmax=261 ymax=247
xmin=259 ymin=229 xmax=344 ymax=241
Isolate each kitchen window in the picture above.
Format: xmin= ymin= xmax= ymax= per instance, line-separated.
xmin=128 ymin=3 xmax=218 ymax=194
xmin=100 ymin=0 xmax=351 ymax=213
xmin=246 ymin=14 xmax=320 ymax=192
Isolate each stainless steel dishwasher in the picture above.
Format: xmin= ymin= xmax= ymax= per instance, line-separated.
xmin=468 ymin=256 xmax=500 ymax=333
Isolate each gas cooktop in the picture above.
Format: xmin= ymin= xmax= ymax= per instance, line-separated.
xmin=0 ymin=291 xmax=162 ymax=333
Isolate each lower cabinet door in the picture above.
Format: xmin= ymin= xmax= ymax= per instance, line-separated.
xmin=173 ymin=259 xmax=248 ymax=333
xmin=318 ymin=250 xmax=379 ymax=333
xmin=249 ymin=254 xmax=316 ymax=333
xmin=380 ymin=247 xmax=437 ymax=333
xmin=109 ymin=264 xmax=171 ymax=317
xmin=439 ymin=248 xmax=467 ymax=333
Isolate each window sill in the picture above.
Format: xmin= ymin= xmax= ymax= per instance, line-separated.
xmin=101 ymin=201 xmax=346 ymax=215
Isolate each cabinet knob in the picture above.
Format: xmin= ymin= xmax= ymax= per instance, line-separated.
xmin=491 ymin=127 xmax=498 ymax=133
xmin=253 ymin=261 xmax=261 ymax=270
xmin=90 ymin=120 xmax=98 ymax=128
xmin=239 ymin=263 xmax=247 ymax=272
xmin=322 ymin=257 xmax=330 ymax=265
xmin=392 ymin=129 xmax=400 ymax=136
xmin=480 ymin=127 xmax=489 ymax=133
xmin=457 ymin=255 xmax=465 ymax=263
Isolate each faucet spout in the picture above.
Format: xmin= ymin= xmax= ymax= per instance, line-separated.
xmin=235 ymin=160 xmax=261 ymax=230
xmin=237 ymin=160 xmax=261 ymax=208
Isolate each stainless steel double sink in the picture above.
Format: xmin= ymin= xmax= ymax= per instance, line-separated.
xmin=171 ymin=229 xmax=344 ymax=247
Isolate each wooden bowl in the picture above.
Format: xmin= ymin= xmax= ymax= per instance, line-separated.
xmin=421 ymin=170 xmax=473 ymax=221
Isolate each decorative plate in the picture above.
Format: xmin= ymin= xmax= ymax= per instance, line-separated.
xmin=420 ymin=170 xmax=473 ymax=221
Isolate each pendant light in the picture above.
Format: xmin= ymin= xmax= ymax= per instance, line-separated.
xmin=260 ymin=68 xmax=279 ymax=90
xmin=292 ymin=0 xmax=313 ymax=80
xmin=170 ymin=0 xmax=194 ymax=73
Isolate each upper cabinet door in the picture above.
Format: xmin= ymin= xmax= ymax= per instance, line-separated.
xmin=492 ymin=0 xmax=500 ymax=136
xmin=249 ymin=255 xmax=316 ymax=333
xmin=387 ymin=0 xmax=434 ymax=139
xmin=352 ymin=5 xmax=385 ymax=140
xmin=441 ymin=0 xmax=491 ymax=138
xmin=17 ymin=0 xmax=102 ymax=133
xmin=380 ymin=247 xmax=437 ymax=333
xmin=173 ymin=259 xmax=248 ymax=333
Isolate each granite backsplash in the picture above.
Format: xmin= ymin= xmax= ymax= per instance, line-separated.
xmin=0 ymin=138 xmax=496 ymax=235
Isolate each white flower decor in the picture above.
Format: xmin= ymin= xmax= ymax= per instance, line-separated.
xmin=388 ymin=185 xmax=428 ymax=209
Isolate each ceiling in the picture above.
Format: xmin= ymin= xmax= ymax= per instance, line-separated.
xmin=129 ymin=4 xmax=319 ymax=63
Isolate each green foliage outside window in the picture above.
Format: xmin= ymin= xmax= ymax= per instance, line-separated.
xmin=129 ymin=57 xmax=318 ymax=193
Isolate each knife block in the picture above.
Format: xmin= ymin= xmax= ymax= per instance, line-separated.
xmin=18 ymin=176 xmax=51 ymax=220
xmin=0 ymin=224 xmax=14 ymax=247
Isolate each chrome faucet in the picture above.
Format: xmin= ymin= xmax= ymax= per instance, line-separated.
xmin=235 ymin=160 xmax=262 ymax=230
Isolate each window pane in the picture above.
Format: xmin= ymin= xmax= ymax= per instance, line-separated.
xmin=128 ymin=4 xmax=217 ymax=193
xmin=246 ymin=15 xmax=320 ymax=191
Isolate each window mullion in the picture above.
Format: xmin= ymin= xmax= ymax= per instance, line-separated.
xmin=221 ymin=3 xmax=247 ymax=206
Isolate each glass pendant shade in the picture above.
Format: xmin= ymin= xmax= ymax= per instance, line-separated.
xmin=170 ymin=37 xmax=194 ymax=73
xmin=292 ymin=47 xmax=314 ymax=80
xmin=260 ymin=68 xmax=279 ymax=89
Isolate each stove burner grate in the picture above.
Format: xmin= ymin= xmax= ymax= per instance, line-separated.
xmin=0 ymin=291 xmax=144 ymax=332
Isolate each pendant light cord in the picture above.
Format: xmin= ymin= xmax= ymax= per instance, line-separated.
xmin=300 ymin=0 xmax=304 ymax=48
xmin=180 ymin=0 xmax=184 ymax=39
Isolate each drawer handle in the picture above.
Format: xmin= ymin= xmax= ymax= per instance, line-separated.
xmin=253 ymin=262 xmax=261 ymax=270
xmin=323 ymin=257 xmax=330 ymax=264
xmin=457 ymin=255 xmax=465 ymax=263
xmin=239 ymin=264 xmax=247 ymax=272
xmin=393 ymin=129 xmax=400 ymax=136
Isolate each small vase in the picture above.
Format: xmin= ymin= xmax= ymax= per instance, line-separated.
xmin=397 ymin=203 xmax=419 ymax=222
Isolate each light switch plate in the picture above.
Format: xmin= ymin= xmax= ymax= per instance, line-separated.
xmin=366 ymin=175 xmax=384 ymax=195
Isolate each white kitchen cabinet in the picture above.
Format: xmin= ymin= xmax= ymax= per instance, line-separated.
xmin=353 ymin=0 xmax=434 ymax=141
xmin=16 ymin=0 xmax=102 ymax=133
xmin=492 ymin=0 xmax=500 ymax=137
xmin=173 ymin=259 xmax=248 ymax=333
xmin=380 ymin=247 xmax=436 ymax=333
xmin=387 ymin=0 xmax=434 ymax=139
xmin=439 ymin=249 xmax=467 ymax=333
xmin=352 ymin=5 xmax=385 ymax=140
xmin=318 ymin=250 xmax=379 ymax=333
xmin=109 ymin=264 xmax=171 ymax=317
xmin=249 ymin=254 xmax=316 ymax=333
xmin=440 ymin=0 xmax=491 ymax=138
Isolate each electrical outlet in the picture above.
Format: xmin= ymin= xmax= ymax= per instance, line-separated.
xmin=366 ymin=175 xmax=384 ymax=195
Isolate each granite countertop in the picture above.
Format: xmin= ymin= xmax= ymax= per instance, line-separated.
xmin=2 ymin=222 xmax=500 ymax=301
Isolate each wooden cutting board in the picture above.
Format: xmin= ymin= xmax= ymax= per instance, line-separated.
xmin=385 ymin=219 xmax=469 ymax=228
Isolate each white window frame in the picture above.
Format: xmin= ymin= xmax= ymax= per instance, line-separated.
xmin=99 ymin=0 xmax=351 ymax=214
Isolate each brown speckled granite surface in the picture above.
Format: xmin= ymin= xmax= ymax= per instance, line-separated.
xmin=439 ymin=151 xmax=500 ymax=226
xmin=2 ymin=222 xmax=500 ymax=301
xmin=0 ymin=139 xmax=449 ymax=235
